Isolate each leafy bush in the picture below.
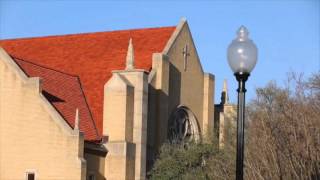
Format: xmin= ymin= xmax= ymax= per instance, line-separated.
xmin=148 ymin=140 xmax=235 ymax=180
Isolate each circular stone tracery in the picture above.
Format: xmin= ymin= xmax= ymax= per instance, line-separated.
xmin=168 ymin=106 xmax=200 ymax=143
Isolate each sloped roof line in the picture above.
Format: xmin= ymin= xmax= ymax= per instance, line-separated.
xmin=12 ymin=57 xmax=100 ymax=141
xmin=76 ymin=75 xmax=100 ymax=140
xmin=0 ymin=25 xmax=177 ymax=137
xmin=0 ymin=26 xmax=176 ymax=41
xmin=11 ymin=56 xmax=79 ymax=78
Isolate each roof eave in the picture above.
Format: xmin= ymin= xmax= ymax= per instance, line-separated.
xmin=162 ymin=17 xmax=187 ymax=55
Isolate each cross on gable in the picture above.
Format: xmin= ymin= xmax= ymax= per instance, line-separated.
xmin=182 ymin=44 xmax=190 ymax=71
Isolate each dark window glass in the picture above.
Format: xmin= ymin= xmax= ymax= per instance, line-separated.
xmin=27 ymin=173 xmax=35 ymax=180
xmin=88 ymin=174 xmax=95 ymax=180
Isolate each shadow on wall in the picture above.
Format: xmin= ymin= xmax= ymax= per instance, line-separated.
xmin=168 ymin=63 xmax=181 ymax=111
xmin=84 ymin=145 xmax=108 ymax=180
xmin=146 ymin=63 xmax=181 ymax=172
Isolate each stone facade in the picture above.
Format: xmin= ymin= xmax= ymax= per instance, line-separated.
xmin=214 ymin=80 xmax=237 ymax=148
xmin=147 ymin=19 xmax=215 ymax=166
xmin=0 ymin=18 xmax=232 ymax=180
xmin=0 ymin=48 xmax=86 ymax=180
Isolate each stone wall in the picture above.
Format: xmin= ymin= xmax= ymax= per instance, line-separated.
xmin=0 ymin=48 xmax=86 ymax=180
xmin=147 ymin=19 xmax=215 ymax=169
xmin=103 ymin=70 xmax=148 ymax=180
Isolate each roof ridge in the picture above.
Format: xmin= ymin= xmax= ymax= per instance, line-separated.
xmin=12 ymin=56 xmax=79 ymax=78
xmin=0 ymin=26 xmax=176 ymax=41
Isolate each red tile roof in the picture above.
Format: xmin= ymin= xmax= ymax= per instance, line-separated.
xmin=14 ymin=58 xmax=100 ymax=141
xmin=0 ymin=26 xmax=175 ymax=141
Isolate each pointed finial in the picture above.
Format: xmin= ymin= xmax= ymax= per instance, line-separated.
xmin=237 ymin=25 xmax=249 ymax=42
xmin=223 ymin=79 xmax=228 ymax=92
xmin=126 ymin=38 xmax=135 ymax=70
xmin=221 ymin=79 xmax=229 ymax=104
xmin=75 ymin=108 xmax=80 ymax=130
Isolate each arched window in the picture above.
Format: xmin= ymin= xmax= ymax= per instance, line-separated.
xmin=168 ymin=106 xmax=200 ymax=143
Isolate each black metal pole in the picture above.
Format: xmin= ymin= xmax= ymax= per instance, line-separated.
xmin=235 ymin=73 xmax=249 ymax=180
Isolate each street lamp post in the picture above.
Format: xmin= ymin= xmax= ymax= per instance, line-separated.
xmin=227 ymin=26 xmax=258 ymax=180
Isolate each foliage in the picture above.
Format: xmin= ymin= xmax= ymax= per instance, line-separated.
xmin=149 ymin=72 xmax=320 ymax=180
xmin=148 ymin=139 xmax=235 ymax=180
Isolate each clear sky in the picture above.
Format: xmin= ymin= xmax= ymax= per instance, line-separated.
xmin=0 ymin=0 xmax=319 ymax=103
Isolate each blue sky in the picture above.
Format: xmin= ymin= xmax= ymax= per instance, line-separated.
xmin=0 ymin=0 xmax=319 ymax=103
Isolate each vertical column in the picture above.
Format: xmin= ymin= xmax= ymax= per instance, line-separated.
xmin=218 ymin=111 xmax=225 ymax=148
xmin=119 ymin=71 xmax=148 ymax=180
xmin=103 ymin=73 xmax=136 ymax=180
xmin=236 ymin=74 xmax=247 ymax=180
xmin=151 ymin=53 xmax=170 ymax=149
xmin=202 ymin=73 xmax=215 ymax=138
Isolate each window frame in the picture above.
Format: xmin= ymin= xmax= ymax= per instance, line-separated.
xmin=88 ymin=172 xmax=96 ymax=180
xmin=25 ymin=170 xmax=37 ymax=180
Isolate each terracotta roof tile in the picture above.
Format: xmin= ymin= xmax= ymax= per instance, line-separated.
xmin=14 ymin=58 xmax=100 ymax=141
xmin=0 ymin=26 xmax=175 ymax=140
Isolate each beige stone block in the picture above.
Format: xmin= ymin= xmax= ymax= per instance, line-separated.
xmin=103 ymin=69 xmax=148 ymax=180
xmin=104 ymin=73 xmax=134 ymax=142
xmin=104 ymin=141 xmax=135 ymax=180
xmin=115 ymin=71 xmax=148 ymax=180
xmin=202 ymin=73 xmax=215 ymax=137
xmin=0 ymin=48 xmax=86 ymax=180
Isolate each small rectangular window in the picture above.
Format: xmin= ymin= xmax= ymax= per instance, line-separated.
xmin=26 ymin=172 xmax=35 ymax=180
xmin=88 ymin=174 xmax=95 ymax=180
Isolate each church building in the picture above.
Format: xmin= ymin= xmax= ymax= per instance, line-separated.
xmin=0 ymin=18 xmax=233 ymax=180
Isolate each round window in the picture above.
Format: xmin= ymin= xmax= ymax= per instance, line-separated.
xmin=168 ymin=106 xmax=200 ymax=143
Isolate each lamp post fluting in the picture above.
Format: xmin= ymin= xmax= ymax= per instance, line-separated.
xmin=227 ymin=26 xmax=258 ymax=180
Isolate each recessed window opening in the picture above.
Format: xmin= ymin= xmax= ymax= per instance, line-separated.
xmin=88 ymin=173 xmax=96 ymax=180
xmin=26 ymin=172 xmax=35 ymax=180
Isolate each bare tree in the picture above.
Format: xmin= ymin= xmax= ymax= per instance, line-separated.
xmin=245 ymin=73 xmax=320 ymax=180
xmin=149 ymin=73 xmax=319 ymax=180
